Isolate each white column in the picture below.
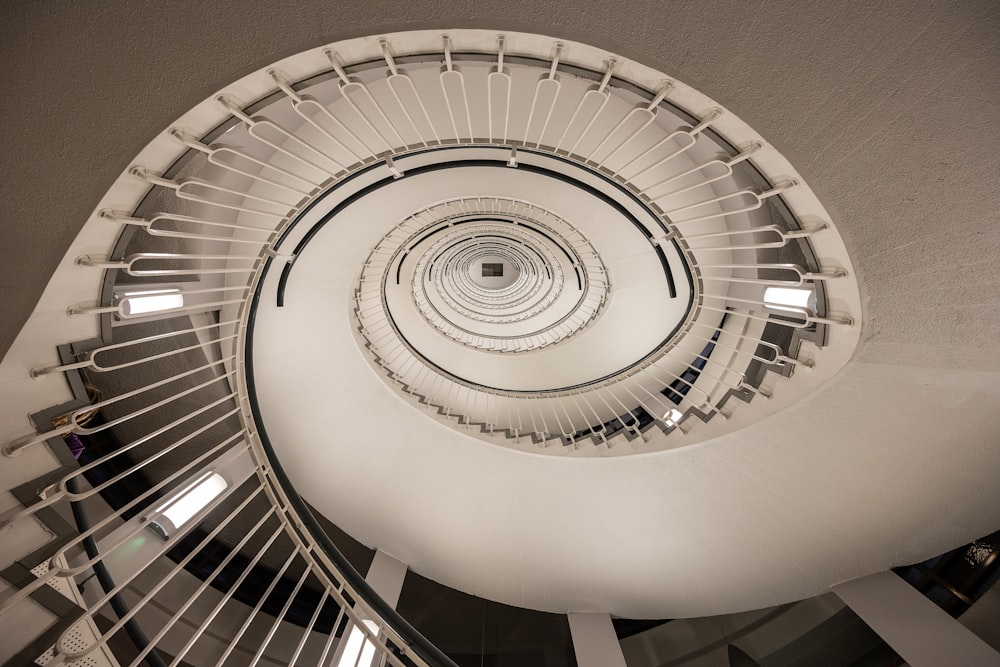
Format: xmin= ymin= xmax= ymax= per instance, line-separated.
xmin=364 ymin=550 xmax=407 ymax=608
xmin=833 ymin=571 xmax=1000 ymax=667
xmin=567 ymin=612 xmax=627 ymax=667
xmin=329 ymin=551 xmax=408 ymax=667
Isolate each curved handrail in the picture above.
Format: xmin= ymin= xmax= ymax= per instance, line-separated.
xmin=244 ymin=258 xmax=459 ymax=667
xmin=66 ymin=475 xmax=170 ymax=667
xmin=0 ymin=30 xmax=859 ymax=666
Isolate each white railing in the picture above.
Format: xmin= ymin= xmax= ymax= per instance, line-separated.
xmin=2 ymin=279 xmax=447 ymax=667
xmin=359 ymin=195 xmax=609 ymax=355
xmin=0 ymin=29 xmax=860 ymax=666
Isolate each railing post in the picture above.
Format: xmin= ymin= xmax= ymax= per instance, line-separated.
xmin=567 ymin=612 xmax=627 ymax=667
xmin=832 ymin=571 xmax=1000 ymax=666
xmin=366 ymin=550 xmax=408 ymax=610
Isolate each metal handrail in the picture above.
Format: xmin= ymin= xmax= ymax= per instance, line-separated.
xmin=244 ymin=348 xmax=459 ymax=667
xmin=0 ymin=31 xmax=857 ymax=666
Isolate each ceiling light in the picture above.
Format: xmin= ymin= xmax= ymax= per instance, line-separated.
xmin=149 ymin=472 xmax=228 ymax=538
xmin=120 ymin=288 xmax=184 ymax=316
xmin=763 ymin=286 xmax=814 ymax=314
xmin=664 ymin=408 xmax=684 ymax=426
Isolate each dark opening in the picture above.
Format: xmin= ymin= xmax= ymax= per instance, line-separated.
xmin=481 ymin=263 xmax=504 ymax=277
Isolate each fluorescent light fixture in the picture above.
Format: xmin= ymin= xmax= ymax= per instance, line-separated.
xmin=120 ymin=289 xmax=184 ymax=316
xmin=763 ymin=286 xmax=814 ymax=314
xmin=337 ymin=619 xmax=379 ymax=667
xmin=664 ymin=408 xmax=683 ymax=426
xmin=149 ymin=472 xmax=227 ymax=538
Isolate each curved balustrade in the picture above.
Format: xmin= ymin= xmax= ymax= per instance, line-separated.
xmin=359 ymin=195 xmax=609 ymax=355
xmin=0 ymin=29 xmax=860 ymax=666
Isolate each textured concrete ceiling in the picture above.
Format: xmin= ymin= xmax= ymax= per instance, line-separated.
xmin=2 ymin=0 xmax=999 ymax=617
xmin=3 ymin=1 xmax=998 ymax=364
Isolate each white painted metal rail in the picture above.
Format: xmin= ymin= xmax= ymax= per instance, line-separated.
xmin=0 ymin=29 xmax=860 ymax=666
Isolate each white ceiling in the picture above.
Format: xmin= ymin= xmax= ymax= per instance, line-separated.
xmin=3 ymin=1 xmax=1000 ymax=618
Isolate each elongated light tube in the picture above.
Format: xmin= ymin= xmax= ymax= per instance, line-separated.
xmin=763 ymin=286 xmax=813 ymax=314
xmin=121 ymin=288 xmax=184 ymax=316
xmin=150 ymin=472 xmax=228 ymax=538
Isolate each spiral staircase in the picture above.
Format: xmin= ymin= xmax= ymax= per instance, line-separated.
xmin=1 ymin=10 xmax=999 ymax=667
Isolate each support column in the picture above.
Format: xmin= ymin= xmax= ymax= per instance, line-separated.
xmin=567 ymin=612 xmax=627 ymax=667
xmin=832 ymin=571 xmax=1000 ymax=667
xmin=330 ymin=551 xmax=409 ymax=667
xmin=364 ymin=550 xmax=407 ymax=608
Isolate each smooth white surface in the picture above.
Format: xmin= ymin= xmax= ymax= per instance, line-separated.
xmin=567 ymin=613 xmax=628 ymax=667
xmin=834 ymin=572 xmax=1000 ymax=666
xmin=255 ymin=277 xmax=1000 ymax=616
xmin=365 ymin=550 xmax=408 ymax=609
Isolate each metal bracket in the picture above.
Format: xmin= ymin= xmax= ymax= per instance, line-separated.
xmin=507 ymin=146 xmax=518 ymax=167
xmin=386 ymin=155 xmax=404 ymax=179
